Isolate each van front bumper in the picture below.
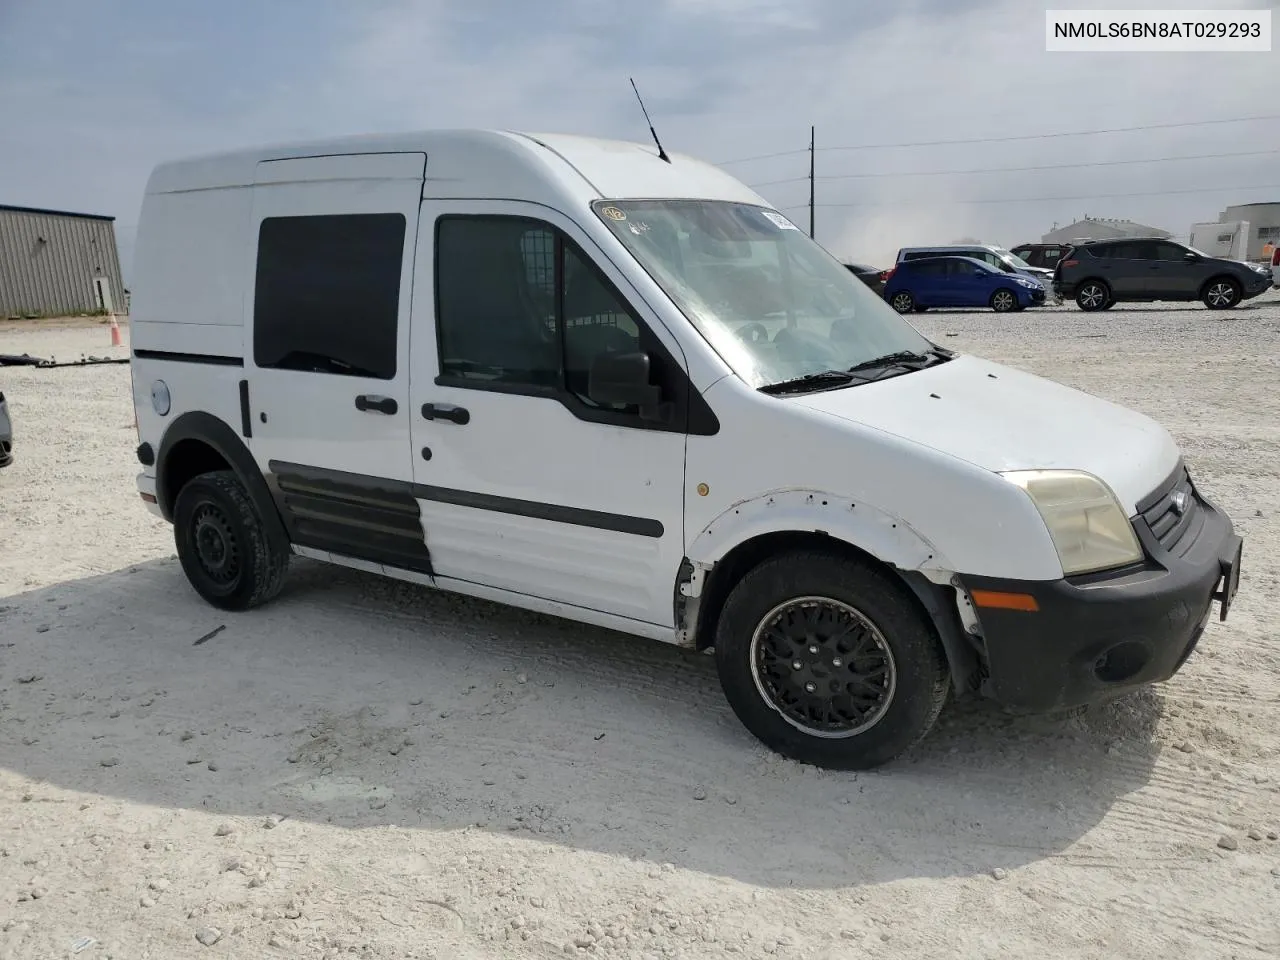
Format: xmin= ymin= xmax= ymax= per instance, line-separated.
xmin=957 ymin=480 xmax=1241 ymax=713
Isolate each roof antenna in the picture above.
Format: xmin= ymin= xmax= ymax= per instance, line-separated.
xmin=629 ymin=77 xmax=671 ymax=163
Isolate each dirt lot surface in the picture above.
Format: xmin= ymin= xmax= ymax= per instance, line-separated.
xmin=2 ymin=297 xmax=1279 ymax=959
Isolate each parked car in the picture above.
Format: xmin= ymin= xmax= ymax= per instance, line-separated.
xmin=896 ymin=243 xmax=1056 ymax=290
xmin=843 ymin=261 xmax=888 ymax=296
xmin=0 ymin=390 xmax=12 ymax=469
xmin=128 ymin=129 xmax=1243 ymax=772
xmin=1053 ymin=238 xmax=1275 ymax=311
xmin=1010 ymin=243 xmax=1070 ymax=271
xmin=883 ymin=256 xmax=1046 ymax=313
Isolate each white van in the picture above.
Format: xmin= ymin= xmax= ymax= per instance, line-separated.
xmin=129 ymin=130 xmax=1243 ymax=770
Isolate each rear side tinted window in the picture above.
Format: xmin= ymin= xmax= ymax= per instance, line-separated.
xmin=253 ymin=213 xmax=406 ymax=379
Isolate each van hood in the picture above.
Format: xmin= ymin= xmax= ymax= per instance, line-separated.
xmin=792 ymin=353 xmax=1180 ymax=513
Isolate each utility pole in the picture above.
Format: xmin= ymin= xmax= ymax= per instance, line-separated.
xmin=808 ymin=125 xmax=816 ymax=239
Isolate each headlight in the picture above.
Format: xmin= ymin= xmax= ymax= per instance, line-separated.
xmin=1002 ymin=469 xmax=1143 ymax=575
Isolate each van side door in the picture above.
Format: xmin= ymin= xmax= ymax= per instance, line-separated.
xmin=407 ymin=200 xmax=704 ymax=629
xmin=243 ymin=153 xmax=430 ymax=572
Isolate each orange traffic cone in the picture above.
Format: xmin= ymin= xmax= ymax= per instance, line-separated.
xmin=109 ymin=315 xmax=122 ymax=347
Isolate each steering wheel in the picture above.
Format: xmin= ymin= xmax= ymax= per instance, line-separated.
xmin=736 ymin=322 xmax=770 ymax=344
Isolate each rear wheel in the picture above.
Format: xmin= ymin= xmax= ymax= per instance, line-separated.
xmin=173 ymin=470 xmax=289 ymax=611
xmin=713 ymin=551 xmax=949 ymax=770
xmin=990 ymin=288 xmax=1018 ymax=312
xmin=1076 ymin=281 xmax=1110 ymax=311
xmin=1203 ymin=277 xmax=1241 ymax=309
xmin=889 ymin=291 xmax=915 ymax=314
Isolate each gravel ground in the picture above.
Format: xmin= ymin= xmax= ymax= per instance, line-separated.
xmin=1 ymin=297 xmax=1278 ymax=960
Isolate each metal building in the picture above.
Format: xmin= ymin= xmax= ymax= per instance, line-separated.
xmin=0 ymin=203 xmax=126 ymax=318
xmin=1216 ymin=202 xmax=1280 ymax=261
xmin=1040 ymin=216 xmax=1172 ymax=245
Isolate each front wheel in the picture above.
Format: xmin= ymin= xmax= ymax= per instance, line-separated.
xmin=990 ymin=288 xmax=1018 ymax=312
xmin=713 ymin=551 xmax=949 ymax=770
xmin=1203 ymin=277 xmax=1241 ymax=309
xmin=173 ymin=469 xmax=289 ymax=611
xmin=889 ymin=291 xmax=915 ymax=313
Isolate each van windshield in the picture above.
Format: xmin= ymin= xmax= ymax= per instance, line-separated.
xmin=593 ymin=200 xmax=935 ymax=390
xmin=995 ymin=248 xmax=1034 ymax=270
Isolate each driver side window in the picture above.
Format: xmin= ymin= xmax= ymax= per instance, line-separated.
xmin=434 ymin=214 xmax=656 ymax=416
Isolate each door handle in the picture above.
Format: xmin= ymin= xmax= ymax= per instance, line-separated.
xmin=421 ymin=402 xmax=470 ymax=425
xmin=355 ymin=395 xmax=398 ymax=415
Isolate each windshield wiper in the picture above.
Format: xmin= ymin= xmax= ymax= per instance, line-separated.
xmin=845 ymin=348 xmax=951 ymax=381
xmin=759 ymin=369 xmax=867 ymax=395
xmin=760 ymin=347 xmax=954 ymax=396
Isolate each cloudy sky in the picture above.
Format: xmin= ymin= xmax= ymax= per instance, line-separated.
xmin=1 ymin=0 xmax=1277 ymax=277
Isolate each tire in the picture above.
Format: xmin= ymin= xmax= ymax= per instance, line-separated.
xmin=989 ymin=288 xmax=1018 ymax=312
xmin=1099 ymin=298 xmax=1115 ymax=310
xmin=713 ymin=550 xmax=949 ymax=770
xmin=889 ymin=290 xmax=914 ymax=313
xmin=1202 ymin=276 xmax=1241 ymax=310
xmin=173 ymin=469 xmax=289 ymax=611
xmin=1076 ymin=281 xmax=1110 ymax=311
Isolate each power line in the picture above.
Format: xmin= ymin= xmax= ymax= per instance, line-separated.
xmin=716 ymin=112 xmax=1280 ymax=165
xmin=774 ymin=181 xmax=1280 ymax=211
xmin=745 ymin=147 xmax=1280 ymax=189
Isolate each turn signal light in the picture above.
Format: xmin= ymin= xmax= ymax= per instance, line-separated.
xmin=970 ymin=589 xmax=1040 ymax=612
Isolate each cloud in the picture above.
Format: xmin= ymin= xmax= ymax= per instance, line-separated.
xmin=1 ymin=0 xmax=1276 ymax=276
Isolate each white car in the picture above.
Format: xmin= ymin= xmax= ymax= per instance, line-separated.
xmin=127 ymin=130 xmax=1243 ymax=770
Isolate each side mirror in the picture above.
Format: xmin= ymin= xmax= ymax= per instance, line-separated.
xmin=1183 ymin=251 xmax=1199 ymax=262
xmin=587 ymin=351 xmax=668 ymax=421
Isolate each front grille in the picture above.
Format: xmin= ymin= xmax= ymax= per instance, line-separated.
xmin=1138 ymin=466 xmax=1205 ymax=559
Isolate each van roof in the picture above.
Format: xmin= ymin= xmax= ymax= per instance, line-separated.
xmin=143 ymin=129 xmax=766 ymax=210
xmin=899 ymin=244 xmax=1000 ymax=252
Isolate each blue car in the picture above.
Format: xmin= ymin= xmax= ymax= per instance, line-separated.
xmin=883 ymin=256 xmax=1047 ymax=314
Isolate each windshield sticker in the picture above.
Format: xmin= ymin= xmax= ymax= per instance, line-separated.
xmin=761 ymin=210 xmax=799 ymax=230
xmin=601 ymin=205 xmax=627 ymax=221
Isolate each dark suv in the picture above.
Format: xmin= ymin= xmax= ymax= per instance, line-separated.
xmin=1054 ymin=238 xmax=1274 ymax=311
xmin=1010 ymin=243 xmax=1069 ymax=270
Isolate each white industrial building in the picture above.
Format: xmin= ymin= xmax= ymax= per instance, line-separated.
xmin=1189 ymin=220 xmax=1251 ymax=261
xmin=1040 ymin=216 xmax=1172 ymax=245
xmin=1213 ymin=202 xmax=1280 ymax=260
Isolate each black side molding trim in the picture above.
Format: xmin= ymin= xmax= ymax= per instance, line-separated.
xmin=267 ymin=460 xmax=432 ymax=575
xmin=134 ymin=349 xmax=244 ymax=367
xmin=238 ymin=380 xmax=252 ymax=438
xmin=262 ymin=461 xmax=664 ymax=541
xmin=413 ymin=483 xmax=664 ymax=538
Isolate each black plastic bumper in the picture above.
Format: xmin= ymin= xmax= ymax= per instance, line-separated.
xmin=958 ymin=483 xmax=1242 ymax=713
xmin=1242 ymin=276 xmax=1273 ymax=299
